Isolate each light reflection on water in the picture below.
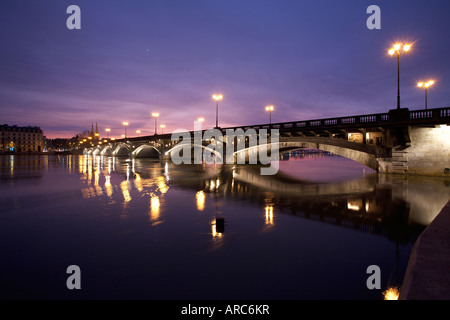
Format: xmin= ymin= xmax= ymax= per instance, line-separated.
xmin=0 ymin=153 xmax=449 ymax=300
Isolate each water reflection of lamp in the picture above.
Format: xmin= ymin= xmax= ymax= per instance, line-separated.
xmin=196 ymin=190 xmax=206 ymax=211
xmin=211 ymin=184 xmax=225 ymax=237
xmin=10 ymin=155 xmax=14 ymax=178
xmin=156 ymin=176 xmax=169 ymax=194
xmin=105 ymin=175 xmax=113 ymax=197
xmin=209 ymin=179 xmax=216 ymax=192
xmin=164 ymin=162 xmax=170 ymax=181
xmin=134 ymin=173 xmax=143 ymax=192
xmin=265 ymin=205 xmax=274 ymax=225
xmin=211 ymin=219 xmax=223 ymax=238
xmin=150 ymin=195 xmax=160 ymax=222
xmin=120 ymin=180 xmax=132 ymax=205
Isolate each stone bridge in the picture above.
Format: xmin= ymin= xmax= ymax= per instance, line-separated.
xmin=82 ymin=107 xmax=450 ymax=177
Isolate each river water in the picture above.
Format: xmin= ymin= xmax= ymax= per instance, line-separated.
xmin=1 ymin=152 xmax=449 ymax=300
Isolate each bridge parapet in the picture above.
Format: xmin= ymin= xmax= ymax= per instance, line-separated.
xmin=223 ymin=107 xmax=450 ymax=133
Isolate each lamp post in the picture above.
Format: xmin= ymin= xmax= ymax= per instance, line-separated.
xmin=388 ymin=43 xmax=412 ymax=110
xmin=105 ymin=128 xmax=110 ymax=138
xmin=122 ymin=122 xmax=129 ymax=138
xmin=160 ymin=124 xmax=165 ymax=134
xmin=152 ymin=113 xmax=159 ymax=135
xmin=265 ymin=105 xmax=274 ymax=124
xmin=212 ymin=94 xmax=223 ymax=128
xmin=417 ymin=80 xmax=435 ymax=110
xmin=136 ymin=130 xmax=141 ymax=137
xmin=195 ymin=117 xmax=205 ymax=132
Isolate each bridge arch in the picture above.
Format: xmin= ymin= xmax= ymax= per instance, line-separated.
xmin=131 ymin=144 xmax=161 ymax=158
xmin=232 ymin=139 xmax=385 ymax=171
xmin=113 ymin=143 xmax=131 ymax=157
xmin=164 ymin=142 xmax=224 ymax=163
xmin=101 ymin=145 xmax=113 ymax=157
xmin=277 ymin=139 xmax=386 ymax=171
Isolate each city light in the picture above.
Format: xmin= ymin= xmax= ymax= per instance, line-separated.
xmin=122 ymin=122 xmax=129 ymax=138
xmin=417 ymin=80 xmax=435 ymax=109
xmin=160 ymin=124 xmax=166 ymax=134
xmin=105 ymin=128 xmax=110 ymax=138
xmin=265 ymin=105 xmax=275 ymax=124
xmin=388 ymin=42 xmax=412 ymax=109
xmin=152 ymin=112 xmax=160 ymax=135
xmin=383 ymin=286 xmax=400 ymax=300
xmin=388 ymin=43 xmax=411 ymax=56
xmin=212 ymin=94 xmax=223 ymax=128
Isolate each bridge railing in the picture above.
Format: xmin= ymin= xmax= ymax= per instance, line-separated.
xmin=224 ymin=107 xmax=450 ymax=132
xmin=233 ymin=112 xmax=391 ymax=131
xmin=112 ymin=107 xmax=450 ymax=143
xmin=410 ymin=107 xmax=450 ymax=121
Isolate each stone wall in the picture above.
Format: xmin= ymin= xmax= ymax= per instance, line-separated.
xmin=377 ymin=125 xmax=450 ymax=177
xmin=405 ymin=126 xmax=450 ymax=177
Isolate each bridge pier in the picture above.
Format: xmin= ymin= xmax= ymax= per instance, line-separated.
xmin=379 ymin=125 xmax=450 ymax=177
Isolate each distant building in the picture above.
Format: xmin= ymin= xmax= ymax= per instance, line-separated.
xmin=89 ymin=123 xmax=100 ymax=142
xmin=45 ymin=136 xmax=80 ymax=152
xmin=0 ymin=124 xmax=44 ymax=153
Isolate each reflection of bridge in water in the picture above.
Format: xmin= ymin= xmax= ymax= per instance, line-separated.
xmin=89 ymin=156 xmax=450 ymax=244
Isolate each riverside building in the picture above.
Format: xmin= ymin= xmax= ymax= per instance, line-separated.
xmin=0 ymin=124 xmax=44 ymax=153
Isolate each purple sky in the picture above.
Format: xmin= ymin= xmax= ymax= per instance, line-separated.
xmin=1 ymin=0 xmax=449 ymax=138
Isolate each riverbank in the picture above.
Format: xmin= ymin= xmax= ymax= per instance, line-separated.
xmin=400 ymin=200 xmax=450 ymax=299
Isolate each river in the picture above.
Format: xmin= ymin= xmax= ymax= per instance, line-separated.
xmin=1 ymin=152 xmax=449 ymax=300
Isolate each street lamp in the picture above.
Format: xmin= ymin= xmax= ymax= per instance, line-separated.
xmin=160 ymin=124 xmax=166 ymax=134
xmin=195 ymin=117 xmax=205 ymax=131
xmin=212 ymin=94 xmax=223 ymax=128
xmin=265 ymin=105 xmax=274 ymax=124
xmin=417 ymin=80 xmax=435 ymax=110
xmin=152 ymin=113 xmax=159 ymax=135
xmin=197 ymin=117 xmax=205 ymax=127
xmin=388 ymin=42 xmax=412 ymax=110
xmin=136 ymin=130 xmax=141 ymax=136
xmin=122 ymin=122 xmax=129 ymax=138
xmin=105 ymin=128 xmax=110 ymax=138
